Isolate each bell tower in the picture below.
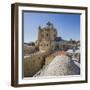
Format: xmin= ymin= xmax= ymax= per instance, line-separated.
xmin=38 ymin=22 xmax=57 ymax=52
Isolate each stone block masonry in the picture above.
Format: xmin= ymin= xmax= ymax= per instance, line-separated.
xmin=24 ymin=51 xmax=51 ymax=77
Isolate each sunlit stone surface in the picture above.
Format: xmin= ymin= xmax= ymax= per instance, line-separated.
xmin=34 ymin=55 xmax=80 ymax=76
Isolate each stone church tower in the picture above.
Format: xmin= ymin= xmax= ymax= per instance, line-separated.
xmin=38 ymin=22 xmax=57 ymax=52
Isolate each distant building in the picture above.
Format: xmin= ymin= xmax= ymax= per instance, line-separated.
xmin=36 ymin=22 xmax=76 ymax=52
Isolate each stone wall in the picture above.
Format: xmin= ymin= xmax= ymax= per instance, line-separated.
xmin=45 ymin=54 xmax=55 ymax=65
xmin=24 ymin=45 xmax=36 ymax=55
xmin=24 ymin=51 xmax=51 ymax=77
xmin=39 ymin=41 xmax=51 ymax=52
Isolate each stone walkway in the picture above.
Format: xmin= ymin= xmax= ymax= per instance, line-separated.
xmin=34 ymin=55 xmax=80 ymax=77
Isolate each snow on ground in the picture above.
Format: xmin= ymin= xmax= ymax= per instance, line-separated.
xmin=75 ymin=49 xmax=80 ymax=53
xmin=66 ymin=49 xmax=74 ymax=54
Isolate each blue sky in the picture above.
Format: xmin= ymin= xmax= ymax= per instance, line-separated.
xmin=23 ymin=11 xmax=80 ymax=43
